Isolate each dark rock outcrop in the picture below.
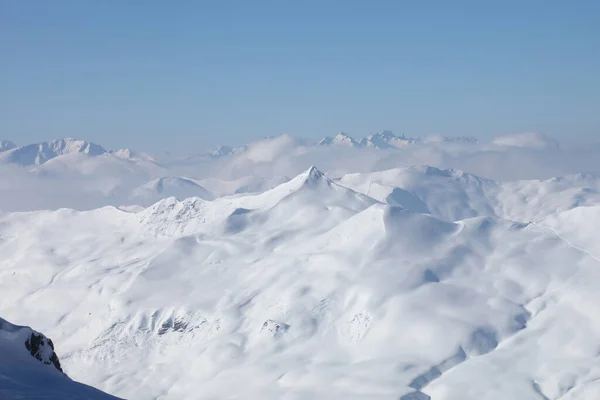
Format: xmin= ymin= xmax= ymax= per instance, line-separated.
xmin=24 ymin=331 xmax=63 ymax=372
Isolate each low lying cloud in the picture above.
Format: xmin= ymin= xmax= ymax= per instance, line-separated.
xmin=2 ymin=132 xmax=600 ymax=212
xmin=491 ymin=132 xmax=560 ymax=150
xmin=198 ymin=133 xmax=600 ymax=182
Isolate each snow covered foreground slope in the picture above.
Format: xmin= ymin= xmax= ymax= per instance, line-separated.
xmin=1 ymin=167 xmax=600 ymax=399
xmin=0 ymin=317 xmax=119 ymax=399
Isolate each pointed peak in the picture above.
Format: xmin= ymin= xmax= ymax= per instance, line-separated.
xmin=305 ymin=165 xmax=324 ymax=181
xmin=318 ymin=133 xmax=361 ymax=147
xmin=373 ymin=130 xmax=397 ymax=139
xmin=285 ymin=166 xmax=329 ymax=189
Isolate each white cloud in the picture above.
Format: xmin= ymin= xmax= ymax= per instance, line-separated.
xmin=491 ymin=132 xmax=560 ymax=149
xmin=3 ymin=132 xmax=600 ymax=211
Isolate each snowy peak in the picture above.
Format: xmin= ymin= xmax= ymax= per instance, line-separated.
xmin=110 ymin=148 xmax=155 ymax=162
xmin=304 ymin=165 xmax=325 ymax=182
xmin=360 ymin=130 xmax=418 ymax=149
xmin=0 ymin=138 xmax=107 ymax=166
xmin=0 ymin=138 xmax=159 ymax=167
xmin=318 ymin=131 xmax=419 ymax=149
xmin=277 ymin=166 xmax=377 ymax=211
xmin=318 ymin=132 xmax=361 ymax=147
xmin=47 ymin=137 xmax=106 ymax=156
xmin=289 ymin=165 xmax=332 ymax=190
xmin=0 ymin=140 xmax=16 ymax=152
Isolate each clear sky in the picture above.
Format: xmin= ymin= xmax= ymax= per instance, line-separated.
xmin=1 ymin=0 xmax=599 ymax=151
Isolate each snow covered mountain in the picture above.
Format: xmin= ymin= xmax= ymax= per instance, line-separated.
xmin=0 ymin=138 xmax=162 ymax=169
xmin=0 ymin=140 xmax=16 ymax=152
xmin=0 ymin=317 xmax=118 ymax=399
xmin=3 ymin=165 xmax=600 ymax=399
xmin=0 ymin=138 xmax=107 ymax=166
xmin=109 ymin=148 xmax=156 ymax=162
xmin=317 ymin=131 xmax=417 ymax=149
xmin=318 ymin=132 xmax=362 ymax=147
xmin=317 ymin=131 xmax=475 ymax=149
xmin=337 ymin=166 xmax=600 ymax=222
xmin=359 ymin=130 xmax=418 ymax=148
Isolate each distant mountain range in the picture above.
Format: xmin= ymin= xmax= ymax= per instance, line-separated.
xmin=317 ymin=131 xmax=479 ymax=149
xmin=4 ymin=132 xmax=556 ymax=169
xmin=0 ymin=138 xmax=155 ymax=166
xmin=0 ymin=133 xmax=468 ymax=167
xmin=0 ymin=138 xmax=106 ymax=166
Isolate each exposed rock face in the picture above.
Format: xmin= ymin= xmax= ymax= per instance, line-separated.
xmin=24 ymin=331 xmax=63 ymax=372
xmin=1 ymin=316 xmax=120 ymax=399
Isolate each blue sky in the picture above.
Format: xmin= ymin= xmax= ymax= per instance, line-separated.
xmin=1 ymin=0 xmax=599 ymax=151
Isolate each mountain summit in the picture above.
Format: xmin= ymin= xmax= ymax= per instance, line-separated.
xmin=359 ymin=131 xmax=418 ymax=148
xmin=318 ymin=132 xmax=361 ymax=147
xmin=317 ymin=131 xmax=419 ymax=149
xmin=0 ymin=138 xmax=107 ymax=166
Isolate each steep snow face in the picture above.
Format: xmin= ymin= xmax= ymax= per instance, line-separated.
xmin=318 ymin=132 xmax=362 ymax=147
xmin=338 ymin=166 xmax=600 ymax=223
xmin=2 ymin=166 xmax=600 ymax=399
xmin=337 ymin=166 xmax=499 ymax=221
xmin=0 ymin=138 xmax=107 ymax=166
xmin=0 ymin=317 xmax=118 ymax=399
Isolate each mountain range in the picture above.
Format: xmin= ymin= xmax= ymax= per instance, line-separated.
xmin=0 ymin=132 xmax=479 ymax=168
xmin=0 ymin=138 xmax=156 ymax=167
xmin=2 ymin=162 xmax=600 ymax=399
xmin=317 ymin=131 xmax=479 ymax=149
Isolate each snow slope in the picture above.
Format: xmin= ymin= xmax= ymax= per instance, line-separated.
xmin=2 ymin=166 xmax=600 ymax=399
xmin=337 ymin=166 xmax=600 ymax=222
xmin=318 ymin=132 xmax=362 ymax=147
xmin=0 ymin=317 xmax=118 ymax=399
